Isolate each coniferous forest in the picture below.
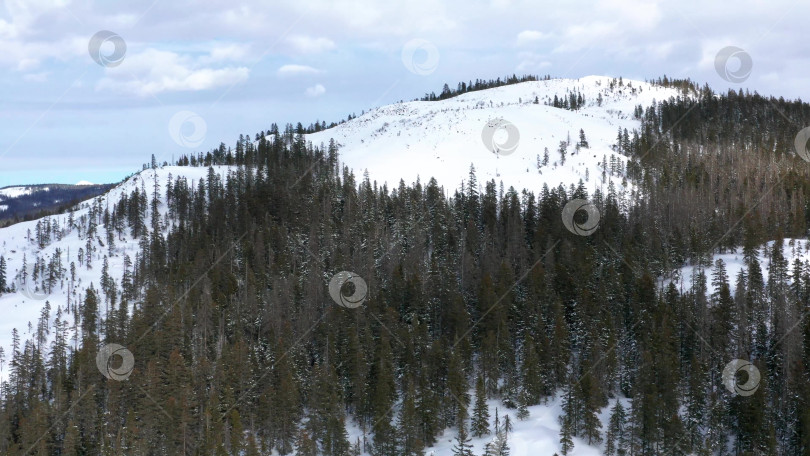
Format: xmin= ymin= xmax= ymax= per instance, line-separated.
xmin=4 ymin=78 xmax=810 ymax=456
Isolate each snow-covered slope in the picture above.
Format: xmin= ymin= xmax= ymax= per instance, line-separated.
xmin=345 ymin=393 xmax=615 ymax=456
xmin=0 ymin=185 xmax=48 ymax=199
xmin=669 ymin=239 xmax=810 ymax=296
xmin=0 ymin=77 xmax=692 ymax=456
xmin=308 ymin=76 xmax=685 ymax=195
xmin=0 ymin=166 xmax=236 ymax=377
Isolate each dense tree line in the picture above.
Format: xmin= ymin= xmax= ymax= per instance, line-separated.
xmin=0 ymin=184 xmax=114 ymax=228
xmin=422 ymin=74 xmax=548 ymax=102
xmin=2 ymin=78 xmax=810 ymax=456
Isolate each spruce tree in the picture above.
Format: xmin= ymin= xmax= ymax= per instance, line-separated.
xmin=472 ymin=374 xmax=490 ymax=437
xmin=516 ymin=389 xmax=530 ymax=421
xmin=399 ymin=381 xmax=424 ymax=456
xmin=605 ymin=399 xmax=627 ymax=456
xmin=452 ymin=409 xmax=474 ymax=456
xmin=0 ymin=255 xmax=6 ymax=293
xmin=560 ymin=413 xmax=574 ymax=456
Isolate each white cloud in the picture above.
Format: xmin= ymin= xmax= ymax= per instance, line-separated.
xmin=16 ymin=58 xmax=39 ymax=71
xmin=305 ymin=83 xmax=326 ymax=97
xmin=598 ymin=0 xmax=662 ymax=31
xmin=96 ymin=48 xmax=250 ymax=96
xmin=553 ymin=22 xmax=620 ymax=53
xmin=287 ymin=35 xmax=336 ymax=54
xmin=516 ymin=30 xmax=550 ymax=46
xmin=203 ymin=43 xmax=252 ymax=63
xmin=516 ymin=52 xmax=551 ymax=73
xmin=23 ymin=71 xmax=49 ymax=82
xmin=277 ymin=64 xmax=322 ymax=76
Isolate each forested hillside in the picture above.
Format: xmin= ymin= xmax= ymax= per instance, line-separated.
xmin=0 ymin=184 xmax=114 ymax=227
xmin=1 ymin=77 xmax=810 ymax=456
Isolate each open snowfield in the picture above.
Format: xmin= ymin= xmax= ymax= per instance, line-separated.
xmin=308 ymin=76 xmax=686 ymax=197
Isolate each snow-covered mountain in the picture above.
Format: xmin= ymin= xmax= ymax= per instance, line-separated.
xmin=0 ymin=76 xmax=690 ymax=456
xmin=308 ymin=75 xmax=686 ymax=196
xmin=0 ymin=182 xmax=114 ymax=223
xmin=0 ymin=166 xmax=235 ymax=375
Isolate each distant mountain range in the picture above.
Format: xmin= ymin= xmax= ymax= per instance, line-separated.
xmin=0 ymin=182 xmax=114 ymax=226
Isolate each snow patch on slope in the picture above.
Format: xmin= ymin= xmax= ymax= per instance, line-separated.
xmin=308 ymin=76 xmax=686 ymax=196
xmin=0 ymin=186 xmax=48 ymax=199
xmin=668 ymin=239 xmax=810 ymax=296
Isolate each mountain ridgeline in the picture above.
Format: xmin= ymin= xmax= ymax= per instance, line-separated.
xmin=0 ymin=183 xmax=114 ymax=227
xmin=2 ymin=77 xmax=810 ymax=455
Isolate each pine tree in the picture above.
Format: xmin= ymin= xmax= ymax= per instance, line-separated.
xmin=605 ymin=399 xmax=627 ymax=456
xmin=371 ymin=335 xmax=398 ymax=456
xmin=485 ymin=418 xmax=511 ymax=456
xmin=399 ymin=380 xmax=424 ymax=456
xmin=560 ymin=413 xmax=574 ymax=456
xmin=516 ymin=389 xmax=530 ymax=421
xmin=0 ymin=256 xmax=6 ymax=293
xmin=521 ymin=334 xmax=543 ymax=404
xmin=452 ymin=409 xmax=474 ymax=456
xmin=296 ymin=427 xmax=319 ymax=456
xmin=472 ymin=374 xmax=490 ymax=437
xmin=578 ymin=129 xmax=589 ymax=148
xmin=579 ymin=372 xmax=603 ymax=445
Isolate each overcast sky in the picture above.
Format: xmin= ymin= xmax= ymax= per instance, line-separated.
xmin=0 ymin=0 xmax=806 ymax=187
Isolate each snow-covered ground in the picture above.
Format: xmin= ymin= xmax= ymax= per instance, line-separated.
xmin=308 ymin=76 xmax=687 ymax=197
xmin=344 ymin=392 xmax=626 ymax=456
xmin=0 ymin=76 xmax=698 ymax=455
xmin=422 ymin=395 xmax=605 ymax=456
xmin=669 ymin=239 xmax=810 ymax=296
xmin=0 ymin=166 xmax=236 ymax=378
xmin=0 ymin=185 xmax=48 ymax=199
